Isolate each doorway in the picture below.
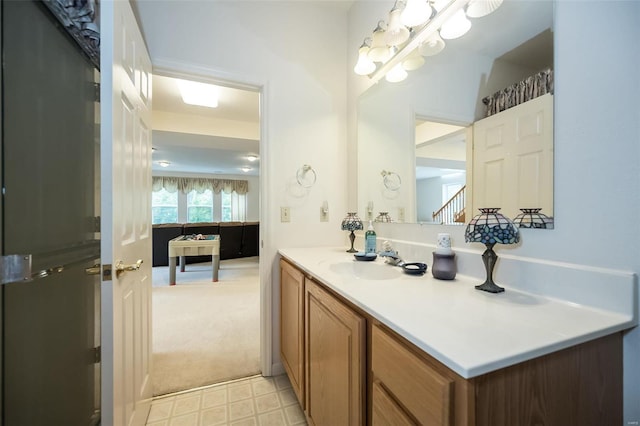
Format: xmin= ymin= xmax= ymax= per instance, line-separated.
xmin=148 ymin=70 xmax=263 ymax=395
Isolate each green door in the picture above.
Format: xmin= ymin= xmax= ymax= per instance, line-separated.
xmin=1 ymin=1 xmax=100 ymax=424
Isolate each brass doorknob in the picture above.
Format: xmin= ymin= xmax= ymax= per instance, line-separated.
xmin=115 ymin=259 xmax=143 ymax=278
xmin=85 ymin=264 xmax=101 ymax=275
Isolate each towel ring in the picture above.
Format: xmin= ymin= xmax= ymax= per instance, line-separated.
xmin=381 ymin=170 xmax=401 ymax=191
xmin=296 ymin=164 xmax=317 ymax=188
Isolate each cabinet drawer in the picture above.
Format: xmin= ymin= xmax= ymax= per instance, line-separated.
xmin=372 ymin=324 xmax=454 ymax=425
xmin=372 ymin=380 xmax=416 ymax=426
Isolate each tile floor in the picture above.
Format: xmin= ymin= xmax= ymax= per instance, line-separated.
xmin=145 ymin=374 xmax=307 ymax=426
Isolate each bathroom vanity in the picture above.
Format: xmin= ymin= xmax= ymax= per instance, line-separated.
xmin=279 ymin=247 xmax=636 ymax=426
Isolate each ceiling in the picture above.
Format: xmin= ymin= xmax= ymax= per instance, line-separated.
xmin=151 ymin=74 xmax=261 ymax=176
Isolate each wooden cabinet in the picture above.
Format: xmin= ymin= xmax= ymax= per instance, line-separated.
xmin=279 ymin=259 xmax=305 ymax=407
xmin=371 ymin=323 xmax=454 ymax=425
xmin=279 ymin=259 xmax=622 ymax=426
xmin=305 ymin=278 xmax=366 ymax=426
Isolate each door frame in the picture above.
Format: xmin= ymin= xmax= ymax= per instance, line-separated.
xmin=151 ymin=59 xmax=271 ymax=376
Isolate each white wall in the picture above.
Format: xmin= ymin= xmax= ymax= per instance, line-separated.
xmin=134 ymin=0 xmax=349 ymax=371
xmin=349 ymin=1 xmax=640 ymax=421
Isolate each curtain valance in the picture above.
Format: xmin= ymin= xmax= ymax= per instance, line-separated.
xmin=152 ymin=177 xmax=249 ymax=195
xmin=482 ymin=68 xmax=553 ymax=117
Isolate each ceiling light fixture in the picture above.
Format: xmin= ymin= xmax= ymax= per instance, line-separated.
xmin=354 ymin=0 xmax=502 ymax=84
xmin=177 ymin=79 xmax=219 ymax=108
xmin=241 ymin=166 xmax=252 ymax=173
xmin=157 ymin=161 xmax=171 ymax=168
xmin=247 ymin=154 xmax=259 ymax=162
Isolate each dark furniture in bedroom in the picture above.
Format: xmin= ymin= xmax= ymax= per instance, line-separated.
xmin=152 ymin=221 xmax=259 ymax=266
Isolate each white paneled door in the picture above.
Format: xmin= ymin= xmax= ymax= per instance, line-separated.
xmin=101 ymin=1 xmax=153 ymax=425
xmin=472 ymin=93 xmax=553 ymax=219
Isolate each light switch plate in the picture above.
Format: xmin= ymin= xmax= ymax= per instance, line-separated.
xmin=281 ymin=207 xmax=291 ymax=222
xmin=320 ymin=207 xmax=329 ymax=222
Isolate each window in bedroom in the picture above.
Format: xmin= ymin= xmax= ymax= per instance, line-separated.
xmin=221 ymin=191 xmax=247 ymax=222
xmin=151 ymin=188 xmax=178 ymax=224
xmin=187 ymin=189 xmax=213 ymax=223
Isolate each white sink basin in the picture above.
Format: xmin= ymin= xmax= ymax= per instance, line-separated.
xmin=328 ymin=261 xmax=401 ymax=280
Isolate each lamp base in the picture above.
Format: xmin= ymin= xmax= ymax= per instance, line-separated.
xmin=346 ymin=230 xmax=357 ymax=253
xmin=475 ymin=281 xmax=504 ymax=293
xmin=475 ymin=243 xmax=505 ymax=293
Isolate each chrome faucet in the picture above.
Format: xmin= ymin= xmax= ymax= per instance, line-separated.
xmin=379 ymin=250 xmax=404 ymax=267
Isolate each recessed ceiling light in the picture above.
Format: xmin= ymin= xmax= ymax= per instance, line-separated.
xmin=157 ymin=161 xmax=171 ymax=167
xmin=241 ymin=166 xmax=252 ymax=173
xmin=247 ymin=154 xmax=259 ymax=162
xmin=177 ymin=79 xmax=219 ymax=108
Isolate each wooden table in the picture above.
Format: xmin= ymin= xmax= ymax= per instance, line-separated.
xmin=168 ymin=235 xmax=220 ymax=285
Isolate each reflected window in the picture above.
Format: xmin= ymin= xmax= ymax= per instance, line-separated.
xmin=187 ymin=190 xmax=213 ymax=223
xmin=151 ymin=188 xmax=178 ymax=224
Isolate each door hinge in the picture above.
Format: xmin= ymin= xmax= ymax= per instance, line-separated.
xmin=93 ymin=82 xmax=100 ymax=102
xmin=91 ymin=346 xmax=101 ymax=364
xmin=0 ymin=254 xmax=32 ymax=285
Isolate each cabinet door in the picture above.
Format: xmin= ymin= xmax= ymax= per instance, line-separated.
xmin=305 ymin=278 xmax=365 ymax=426
xmin=280 ymin=259 xmax=305 ymax=407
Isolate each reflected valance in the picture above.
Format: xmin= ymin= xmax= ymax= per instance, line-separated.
xmin=152 ymin=177 xmax=249 ymax=195
xmin=482 ymin=68 xmax=553 ymax=117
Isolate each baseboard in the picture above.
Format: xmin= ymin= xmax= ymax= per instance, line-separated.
xmin=269 ymin=362 xmax=285 ymax=376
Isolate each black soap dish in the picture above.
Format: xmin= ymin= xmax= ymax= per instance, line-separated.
xmin=402 ymin=262 xmax=428 ymax=275
xmin=354 ymin=252 xmax=377 ymax=261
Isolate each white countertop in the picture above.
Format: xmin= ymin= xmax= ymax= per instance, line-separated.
xmin=279 ymin=247 xmax=636 ymax=379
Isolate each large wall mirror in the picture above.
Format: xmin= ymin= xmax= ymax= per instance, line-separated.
xmin=357 ymin=0 xmax=554 ymax=229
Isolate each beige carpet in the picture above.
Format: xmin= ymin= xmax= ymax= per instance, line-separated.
xmin=151 ymin=257 xmax=261 ymax=396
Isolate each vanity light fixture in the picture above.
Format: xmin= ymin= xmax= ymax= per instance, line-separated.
xmin=464 ymin=208 xmax=519 ymax=293
xmin=466 ymin=0 xmax=503 ymax=18
xmin=401 ymin=0 xmax=435 ymax=28
xmin=355 ymin=0 xmax=502 ymax=84
xmin=368 ymin=21 xmax=392 ymax=63
xmin=385 ymin=63 xmax=408 ymax=82
xmin=440 ymin=9 xmax=472 ymax=39
xmin=354 ymin=38 xmax=377 ymax=76
xmin=385 ymin=1 xmax=411 ymax=46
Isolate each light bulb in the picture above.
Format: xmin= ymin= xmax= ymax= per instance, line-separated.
xmin=401 ymin=0 xmax=434 ymax=28
xmin=385 ymin=7 xmax=410 ymax=46
xmin=418 ymin=32 xmax=446 ymax=56
xmin=354 ymin=43 xmax=376 ymax=75
xmin=368 ymin=22 xmax=392 ymax=63
xmin=440 ymin=9 xmax=471 ymax=40
xmin=386 ymin=63 xmax=408 ymax=83
xmin=466 ymin=0 xmax=504 ymax=18
xmin=402 ymin=49 xmax=425 ymax=71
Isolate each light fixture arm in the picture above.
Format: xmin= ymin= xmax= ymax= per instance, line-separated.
xmin=369 ymin=0 xmax=470 ymax=83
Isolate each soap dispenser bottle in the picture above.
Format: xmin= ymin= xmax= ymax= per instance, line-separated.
xmin=365 ymin=221 xmax=377 ymax=254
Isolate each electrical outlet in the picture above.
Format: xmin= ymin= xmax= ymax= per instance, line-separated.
xmin=398 ymin=207 xmax=405 ymax=222
xmin=281 ymin=207 xmax=291 ymax=223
